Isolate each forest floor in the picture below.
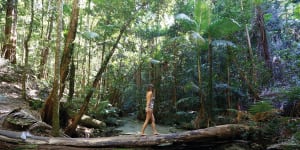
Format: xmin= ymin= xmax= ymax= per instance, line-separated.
xmin=0 ymin=59 xmax=41 ymax=129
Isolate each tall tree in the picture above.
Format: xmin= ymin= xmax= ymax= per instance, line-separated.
xmin=38 ymin=0 xmax=54 ymax=79
xmin=51 ymin=0 xmax=63 ymax=136
xmin=59 ymin=0 xmax=80 ymax=99
xmin=1 ymin=0 xmax=18 ymax=64
xmin=22 ymin=0 xmax=34 ymax=100
xmin=256 ymin=5 xmax=272 ymax=70
xmin=41 ymin=0 xmax=79 ymax=125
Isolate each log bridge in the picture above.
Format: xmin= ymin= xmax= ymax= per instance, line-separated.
xmin=0 ymin=124 xmax=249 ymax=148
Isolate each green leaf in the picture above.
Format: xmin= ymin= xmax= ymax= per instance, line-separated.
xmin=207 ymin=17 xmax=241 ymax=38
xmin=194 ymin=0 xmax=211 ymax=33
xmin=249 ymin=101 xmax=273 ymax=115
xmin=188 ymin=31 xmax=205 ymax=45
xmin=264 ymin=13 xmax=272 ymax=22
xmin=295 ymin=4 xmax=300 ymax=19
xmin=175 ymin=13 xmax=197 ymax=32
xmin=212 ymin=40 xmax=236 ymax=48
xmin=82 ymin=31 xmax=100 ymax=40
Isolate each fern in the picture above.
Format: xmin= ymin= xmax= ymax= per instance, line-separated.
xmin=249 ymin=101 xmax=274 ymax=115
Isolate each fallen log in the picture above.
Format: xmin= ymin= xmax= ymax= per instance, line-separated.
xmin=0 ymin=124 xmax=250 ymax=148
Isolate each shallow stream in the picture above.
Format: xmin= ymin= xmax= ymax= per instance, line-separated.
xmin=115 ymin=114 xmax=186 ymax=135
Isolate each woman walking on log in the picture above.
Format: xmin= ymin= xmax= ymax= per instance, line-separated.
xmin=141 ymin=84 xmax=159 ymax=136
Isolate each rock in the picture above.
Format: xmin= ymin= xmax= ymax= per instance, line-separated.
xmin=2 ymin=108 xmax=38 ymax=131
xmin=80 ymin=114 xmax=106 ymax=128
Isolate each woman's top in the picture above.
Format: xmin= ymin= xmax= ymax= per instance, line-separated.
xmin=149 ymin=96 xmax=155 ymax=109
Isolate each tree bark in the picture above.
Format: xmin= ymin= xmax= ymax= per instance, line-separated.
xmin=256 ymin=6 xmax=272 ymax=70
xmin=51 ymin=0 xmax=63 ymax=137
xmin=59 ymin=0 xmax=80 ymax=99
xmin=0 ymin=124 xmax=249 ymax=148
xmin=22 ymin=0 xmax=34 ymax=101
xmin=38 ymin=0 xmax=54 ymax=79
xmin=1 ymin=0 xmax=18 ymax=64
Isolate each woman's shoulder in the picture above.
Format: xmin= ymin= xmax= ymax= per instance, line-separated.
xmin=146 ymin=91 xmax=152 ymax=96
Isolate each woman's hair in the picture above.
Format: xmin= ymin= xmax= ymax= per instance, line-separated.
xmin=147 ymin=84 xmax=154 ymax=91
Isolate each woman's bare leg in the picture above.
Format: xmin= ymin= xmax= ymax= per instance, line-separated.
xmin=141 ymin=110 xmax=151 ymax=135
xmin=151 ymin=113 xmax=158 ymax=134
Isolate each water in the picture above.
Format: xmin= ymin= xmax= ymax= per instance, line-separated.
xmin=115 ymin=115 xmax=185 ymax=135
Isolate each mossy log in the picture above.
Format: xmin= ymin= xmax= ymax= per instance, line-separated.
xmin=0 ymin=124 xmax=250 ymax=148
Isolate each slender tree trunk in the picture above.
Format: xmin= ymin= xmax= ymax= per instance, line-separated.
xmin=64 ymin=13 xmax=139 ymax=136
xmin=51 ymin=0 xmax=63 ymax=137
xmin=226 ymin=46 xmax=231 ymax=112
xmin=207 ymin=38 xmax=213 ymax=127
xmin=38 ymin=0 xmax=54 ymax=79
xmin=59 ymin=0 xmax=80 ymax=99
xmin=172 ymin=46 xmax=177 ymax=108
xmin=68 ymin=57 xmax=75 ymax=102
xmin=245 ymin=24 xmax=257 ymax=85
xmin=241 ymin=0 xmax=257 ymax=86
xmin=22 ymin=0 xmax=34 ymax=100
xmin=256 ymin=6 xmax=272 ymax=70
xmin=194 ymin=54 xmax=205 ymax=128
xmin=1 ymin=0 xmax=18 ymax=64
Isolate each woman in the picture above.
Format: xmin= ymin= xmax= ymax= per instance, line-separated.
xmin=140 ymin=84 xmax=159 ymax=135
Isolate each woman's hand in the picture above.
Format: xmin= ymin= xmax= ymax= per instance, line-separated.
xmin=145 ymin=107 xmax=151 ymax=112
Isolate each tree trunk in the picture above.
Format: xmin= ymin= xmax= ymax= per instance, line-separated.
xmin=59 ymin=0 xmax=80 ymax=99
xmin=245 ymin=24 xmax=257 ymax=86
xmin=67 ymin=57 xmax=75 ymax=102
xmin=256 ymin=6 xmax=272 ymax=70
xmin=1 ymin=0 xmax=18 ymax=64
xmin=194 ymin=54 xmax=206 ymax=128
xmin=22 ymin=0 xmax=34 ymax=101
xmin=207 ymin=40 xmax=213 ymax=127
xmin=0 ymin=124 xmax=250 ymax=148
xmin=51 ymin=0 xmax=63 ymax=137
xmin=226 ymin=46 xmax=231 ymax=112
xmin=38 ymin=0 xmax=54 ymax=79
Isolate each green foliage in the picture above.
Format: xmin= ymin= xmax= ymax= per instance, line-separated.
xmin=249 ymin=101 xmax=274 ymax=115
xmin=194 ymin=0 xmax=211 ymax=33
xmin=264 ymin=13 xmax=272 ymax=22
xmin=294 ymin=131 xmax=300 ymax=141
xmin=174 ymin=13 xmax=197 ymax=32
xmin=176 ymin=97 xmax=199 ymax=111
xmin=175 ymin=111 xmax=196 ymax=129
xmin=90 ymin=101 xmax=119 ymax=120
xmin=81 ymin=31 xmax=100 ymax=40
xmin=188 ymin=31 xmax=205 ymax=46
xmin=295 ymin=4 xmax=300 ymax=19
xmin=29 ymin=100 xmax=43 ymax=110
xmin=206 ymin=17 xmax=242 ymax=38
xmin=283 ymin=87 xmax=300 ymax=101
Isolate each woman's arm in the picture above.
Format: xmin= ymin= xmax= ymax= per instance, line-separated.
xmin=146 ymin=92 xmax=152 ymax=111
